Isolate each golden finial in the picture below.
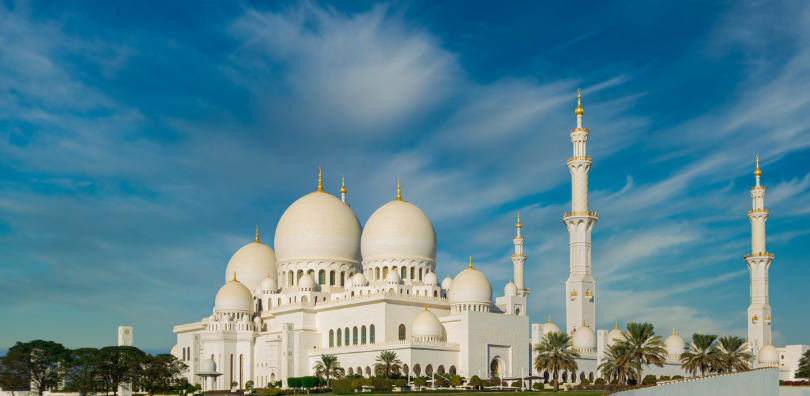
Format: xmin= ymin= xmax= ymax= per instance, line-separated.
xmin=547 ymin=315 xmax=551 ymax=323
xmin=424 ymin=304 xmax=428 ymax=312
xmin=614 ymin=322 xmax=618 ymax=330
xmin=340 ymin=175 xmax=347 ymax=194
xmin=255 ymin=224 xmax=260 ymax=243
xmin=516 ymin=212 xmax=522 ymax=229
xmin=232 ymin=272 xmax=237 ymax=282
xmin=575 ymin=89 xmax=584 ymax=116
xmin=317 ymin=165 xmax=324 ymax=192
xmin=468 ymin=256 xmax=473 ymax=269
xmin=672 ymin=328 xmax=676 ymax=336
xmin=582 ymin=320 xmax=587 ymax=328
xmin=754 ymin=154 xmax=762 ymax=177
xmin=396 ymin=177 xmax=402 ymax=201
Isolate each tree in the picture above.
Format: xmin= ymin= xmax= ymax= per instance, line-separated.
xmin=231 ymin=381 xmax=239 ymax=390
xmin=613 ymin=322 xmax=666 ymax=385
xmin=598 ymin=344 xmax=633 ymax=385
xmin=0 ymin=356 xmax=28 ymax=396
xmin=412 ymin=377 xmax=426 ymax=388
xmin=373 ymin=351 xmax=402 ymax=378
xmin=1 ymin=340 xmax=70 ymax=396
xmin=468 ymin=375 xmax=481 ymax=389
xmin=680 ymin=333 xmax=720 ymax=377
xmin=312 ymin=354 xmax=344 ymax=387
xmin=139 ymin=354 xmax=186 ymax=396
xmin=715 ymin=335 xmax=752 ymax=373
xmin=796 ymin=350 xmax=810 ymax=380
xmin=245 ymin=380 xmax=254 ymax=391
xmin=533 ymin=331 xmax=580 ymax=392
xmin=63 ymin=348 xmax=102 ymax=396
xmin=449 ymin=375 xmax=462 ymax=388
xmin=95 ymin=346 xmax=146 ymax=396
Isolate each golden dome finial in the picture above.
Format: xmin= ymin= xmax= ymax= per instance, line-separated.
xmin=516 ymin=212 xmax=522 ymax=229
xmin=340 ymin=174 xmax=347 ymax=194
xmin=754 ymin=154 xmax=762 ymax=177
xmin=575 ymin=88 xmax=584 ymax=116
xmin=396 ymin=177 xmax=402 ymax=201
xmin=468 ymin=256 xmax=473 ymax=269
xmin=232 ymin=272 xmax=237 ymax=282
xmin=317 ymin=165 xmax=324 ymax=192
xmin=614 ymin=322 xmax=618 ymax=330
xmin=255 ymin=224 xmax=260 ymax=243
xmin=672 ymin=328 xmax=676 ymax=336
xmin=547 ymin=315 xmax=551 ymax=323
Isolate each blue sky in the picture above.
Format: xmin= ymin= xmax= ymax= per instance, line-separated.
xmin=1 ymin=0 xmax=809 ymax=354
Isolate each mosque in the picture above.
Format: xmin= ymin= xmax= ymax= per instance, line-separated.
xmin=171 ymin=91 xmax=807 ymax=389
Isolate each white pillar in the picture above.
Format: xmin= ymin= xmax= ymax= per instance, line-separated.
xmin=746 ymin=156 xmax=773 ymax=364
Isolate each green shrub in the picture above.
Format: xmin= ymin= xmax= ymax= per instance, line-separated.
xmin=449 ymin=376 xmax=462 ymax=388
xmin=642 ymin=375 xmax=657 ymax=385
xmin=370 ymin=378 xmax=392 ymax=391
xmin=532 ymin=383 xmax=544 ymax=390
xmin=489 ymin=376 xmax=501 ymax=386
xmin=286 ymin=377 xmax=302 ymax=389
xmin=672 ymin=375 xmax=684 ymax=380
xmin=393 ymin=379 xmax=407 ymax=388
xmin=413 ymin=377 xmax=426 ymax=387
xmin=594 ymin=378 xmax=605 ymax=385
xmin=331 ymin=379 xmax=354 ymax=394
xmin=301 ymin=376 xmax=319 ymax=389
xmin=580 ymin=378 xmax=590 ymax=386
xmin=609 ymin=379 xmax=618 ymax=385
xmin=658 ymin=375 xmax=671 ymax=381
xmin=510 ymin=381 xmax=521 ymax=387
xmin=468 ymin=375 xmax=481 ymax=388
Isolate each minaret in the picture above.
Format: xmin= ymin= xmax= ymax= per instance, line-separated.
xmin=564 ymin=89 xmax=597 ymax=333
xmin=512 ymin=212 xmax=529 ymax=297
xmin=746 ymin=155 xmax=773 ymax=361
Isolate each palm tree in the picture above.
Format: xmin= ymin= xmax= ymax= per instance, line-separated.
xmin=533 ymin=332 xmax=580 ymax=392
xmin=598 ymin=344 xmax=634 ymax=385
xmin=613 ymin=322 xmax=666 ymax=385
xmin=715 ymin=335 xmax=752 ymax=373
xmin=680 ymin=333 xmax=720 ymax=377
xmin=312 ymin=354 xmax=344 ymax=387
xmin=373 ymin=351 xmax=402 ymax=378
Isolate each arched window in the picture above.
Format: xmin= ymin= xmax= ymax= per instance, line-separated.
xmin=240 ymin=354 xmax=244 ymax=388
xmin=401 ymin=266 xmax=407 ymax=279
xmin=437 ymin=365 xmax=445 ymax=375
xmin=344 ymin=327 xmax=350 ymax=344
xmin=398 ymin=324 xmax=406 ymax=340
xmin=330 ymin=270 xmax=335 ymax=286
xmin=296 ymin=270 xmax=303 ymax=284
xmin=434 ymin=290 xmax=438 ymax=297
xmin=425 ymin=364 xmax=433 ymax=376
xmin=337 ymin=328 xmax=342 ymax=346
xmin=258 ymin=299 xmax=263 ymax=312
xmin=353 ymin=326 xmax=358 ymax=345
xmin=329 ymin=330 xmax=334 ymax=347
xmin=449 ymin=366 xmax=456 ymax=375
xmin=413 ymin=364 xmax=421 ymax=376
xmin=361 ymin=325 xmax=367 ymax=344
xmin=375 ymin=267 xmax=380 ymax=280
xmin=419 ymin=268 xmax=423 ymax=280
xmin=410 ymin=267 xmax=415 ymax=279
xmin=383 ymin=267 xmax=389 ymax=278
xmin=340 ymin=272 xmax=345 ymax=286
xmin=301 ymin=296 xmax=308 ymax=304
xmin=229 ymin=354 xmax=234 ymax=387
xmin=369 ymin=324 xmax=375 ymax=344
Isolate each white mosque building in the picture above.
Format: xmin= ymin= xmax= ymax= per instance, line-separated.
xmin=171 ymin=91 xmax=806 ymax=389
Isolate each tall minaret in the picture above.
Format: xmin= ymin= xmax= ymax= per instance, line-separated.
xmin=512 ymin=212 xmax=528 ymax=297
xmin=746 ymin=155 xmax=773 ymax=360
xmin=564 ymin=89 xmax=597 ymax=333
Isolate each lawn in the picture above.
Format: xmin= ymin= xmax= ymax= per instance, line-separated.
xmin=327 ymin=392 xmax=606 ymax=396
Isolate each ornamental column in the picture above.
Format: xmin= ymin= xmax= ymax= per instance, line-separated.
xmin=746 ymin=155 xmax=773 ymax=362
xmin=564 ymin=89 xmax=597 ymax=334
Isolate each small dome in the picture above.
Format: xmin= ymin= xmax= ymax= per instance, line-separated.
xmin=504 ymin=281 xmax=518 ymax=296
xmin=274 ymin=191 xmax=361 ymax=263
xmin=361 ymin=200 xmax=437 ymax=262
xmin=170 ymin=344 xmax=179 ymax=358
xmin=385 ymin=270 xmax=401 ymax=284
xmin=260 ymin=275 xmax=277 ymax=292
xmin=441 ymin=276 xmax=453 ymax=290
xmin=411 ymin=308 xmax=444 ymax=339
xmin=758 ymin=344 xmax=779 ymax=366
xmin=352 ymin=272 xmax=368 ymax=287
xmin=424 ymin=271 xmax=438 ymax=286
xmin=200 ymin=358 xmax=217 ymax=373
xmin=572 ymin=324 xmax=596 ymax=350
xmin=542 ymin=319 xmax=561 ymax=336
xmin=607 ymin=324 xmax=625 ymax=347
xmin=299 ymin=274 xmax=317 ymax=290
xmin=449 ymin=264 xmax=492 ymax=304
xmin=664 ymin=330 xmax=685 ymax=356
xmin=215 ymin=278 xmax=253 ymax=312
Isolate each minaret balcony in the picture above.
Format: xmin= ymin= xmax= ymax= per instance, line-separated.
xmin=563 ymin=211 xmax=598 ymax=219
xmin=748 ymin=209 xmax=769 ymax=215
xmin=744 ymin=252 xmax=774 ymax=259
xmin=567 ymin=156 xmax=593 ymax=163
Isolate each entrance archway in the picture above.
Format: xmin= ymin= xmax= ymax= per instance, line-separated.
xmin=490 ymin=358 xmax=501 ymax=378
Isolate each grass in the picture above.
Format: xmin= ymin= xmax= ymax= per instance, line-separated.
xmin=328 ymin=392 xmax=606 ymax=396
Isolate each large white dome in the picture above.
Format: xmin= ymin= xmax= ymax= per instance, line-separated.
xmin=542 ymin=317 xmax=561 ymax=336
xmin=275 ymin=191 xmax=361 ymax=263
xmin=573 ymin=324 xmax=596 ymax=350
xmin=664 ymin=330 xmax=685 ymax=356
xmin=224 ymin=239 xmax=276 ymax=290
xmin=449 ymin=264 xmax=492 ymax=304
xmin=758 ymin=343 xmax=779 ymax=366
xmin=411 ymin=308 xmax=444 ymax=340
xmin=361 ymin=200 xmax=437 ymax=261
xmin=215 ymin=278 xmax=253 ymax=312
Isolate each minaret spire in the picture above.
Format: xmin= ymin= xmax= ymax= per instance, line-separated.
xmin=564 ymin=88 xmax=597 ymax=333
xmin=746 ymin=154 xmax=773 ymax=365
xmin=396 ymin=177 xmax=402 ymax=201
xmin=340 ymin=175 xmax=347 ymax=203
xmin=511 ymin=212 xmax=528 ymax=297
xmin=255 ymin=224 xmax=260 ymax=243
